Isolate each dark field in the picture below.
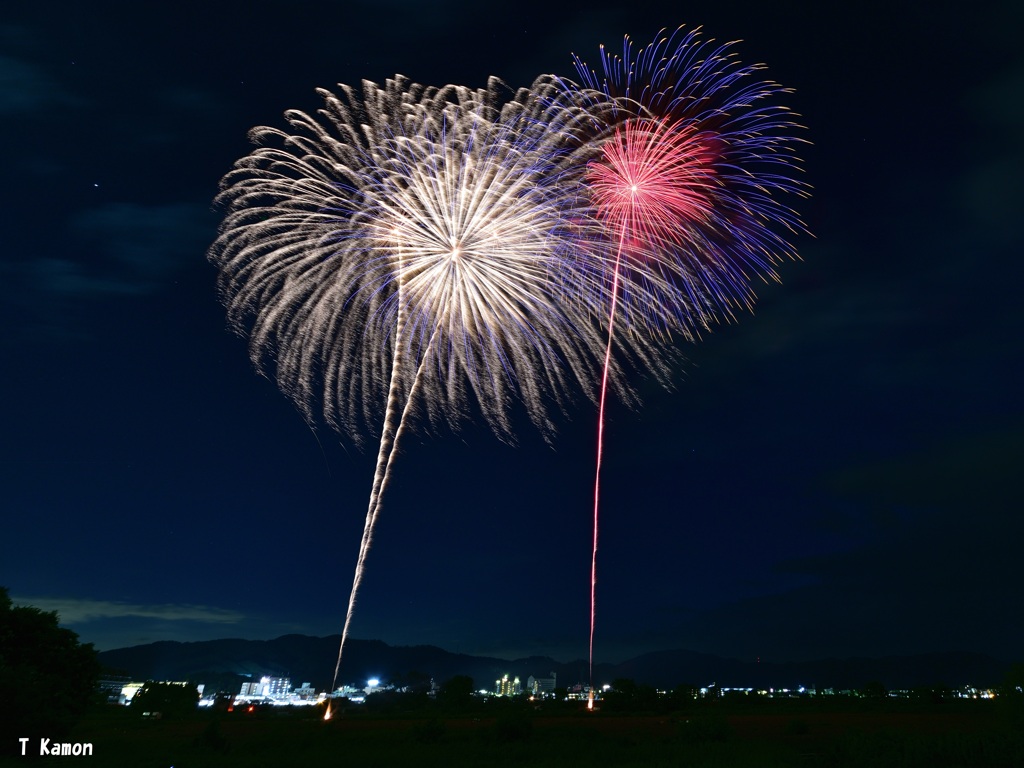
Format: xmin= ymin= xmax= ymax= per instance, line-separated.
xmin=6 ymin=699 xmax=1021 ymax=767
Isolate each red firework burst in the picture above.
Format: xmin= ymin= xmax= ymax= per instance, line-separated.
xmin=587 ymin=117 xmax=717 ymax=255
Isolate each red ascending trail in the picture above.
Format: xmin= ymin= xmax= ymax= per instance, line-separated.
xmin=572 ymin=26 xmax=808 ymax=707
xmin=589 ymin=237 xmax=626 ymax=692
xmin=586 ymin=116 xmax=717 ymax=696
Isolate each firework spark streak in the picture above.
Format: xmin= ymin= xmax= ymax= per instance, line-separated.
xmin=559 ymin=26 xmax=810 ymax=697
xmin=328 ymin=102 xmax=618 ymax=694
xmin=209 ymin=76 xmax=632 ymax=703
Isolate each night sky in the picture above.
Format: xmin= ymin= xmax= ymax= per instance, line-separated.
xmin=2 ymin=0 xmax=1021 ymax=669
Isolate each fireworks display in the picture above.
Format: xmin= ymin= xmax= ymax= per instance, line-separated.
xmin=556 ymin=26 xmax=810 ymax=698
xmin=563 ymin=26 xmax=810 ymax=337
xmin=209 ymin=24 xmax=808 ymax=704
xmin=209 ymin=74 xmax=636 ymax=698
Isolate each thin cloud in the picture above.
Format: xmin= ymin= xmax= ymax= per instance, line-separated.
xmin=65 ymin=201 xmax=215 ymax=294
xmin=0 ymin=54 xmax=79 ymax=114
xmin=12 ymin=596 xmax=244 ymax=625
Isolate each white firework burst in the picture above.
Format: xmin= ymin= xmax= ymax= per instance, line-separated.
xmin=362 ymin=106 xmax=617 ymax=441
xmin=209 ymin=76 xmax=636 ymax=443
xmin=208 ymin=75 xmax=650 ymax=696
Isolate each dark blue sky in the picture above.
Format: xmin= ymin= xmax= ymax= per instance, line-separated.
xmin=2 ymin=0 xmax=1021 ymax=670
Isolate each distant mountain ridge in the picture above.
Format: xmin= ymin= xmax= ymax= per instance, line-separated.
xmin=96 ymin=635 xmax=1011 ymax=693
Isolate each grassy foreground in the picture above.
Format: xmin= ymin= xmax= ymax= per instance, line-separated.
xmin=6 ymin=699 xmax=1022 ymax=767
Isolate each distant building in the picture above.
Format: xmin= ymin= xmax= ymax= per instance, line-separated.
xmin=264 ymin=677 xmax=291 ymax=698
xmin=566 ymin=683 xmax=592 ymax=701
xmin=527 ymin=672 xmax=557 ymax=696
xmin=121 ymin=682 xmax=145 ymax=704
xmin=97 ymin=676 xmax=132 ymax=704
xmin=293 ymin=682 xmax=316 ymax=700
xmin=239 ymin=676 xmax=291 ymax=699
xmin=495 ymin=674 xmax=521 ymax=697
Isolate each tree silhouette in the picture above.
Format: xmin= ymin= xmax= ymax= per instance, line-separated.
xmin=131 ymin=681 xmax=199 ymax=719
xmin=438 ymin=675 xmax=474 ymax=709
xmin=0 ymin=587 xmax=100 ymax=751
xmin=998 ymin=662 xmax=1024 ymax=726
xmin=861 ymin=680 xmax=888 ymax=700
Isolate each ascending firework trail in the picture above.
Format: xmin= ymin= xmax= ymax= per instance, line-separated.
xmin=208 ymin=76 xmax=631 ymax=716
xmin=557 ymin=27 xmax=811 ymax=706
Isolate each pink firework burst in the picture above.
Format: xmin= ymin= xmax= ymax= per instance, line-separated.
xmin=556 ymin=27 xmax=811 ymax=703
xmin=587 ymin=117 xmax=717 ymax=262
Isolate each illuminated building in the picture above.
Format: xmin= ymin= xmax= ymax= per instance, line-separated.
xmin=293 ymin=682 xmax=316 ymax=700
xmin=239 ymin=676 xmax=291 ymax=698
xmin=97 ymin=675 xmax=131 ymax=704
xmin=495 ymin=674 xmax=521 ymax=696
xmin=527 ymin=672 xmax=557 ymax=696
xmin=265 ymin=677 xmax=291 ymax=698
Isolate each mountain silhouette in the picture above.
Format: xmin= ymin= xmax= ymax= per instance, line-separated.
xmin=97 ymin=635 xmax=1010 ymax=693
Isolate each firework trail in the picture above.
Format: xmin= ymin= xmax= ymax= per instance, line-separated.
xmin=209 ymin=75 xmax=632 ymax=709
xmin=558 ymin=27 xmax=810 ymax=701
xmin=328 ymin=96 xmax=623 ymax=697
